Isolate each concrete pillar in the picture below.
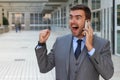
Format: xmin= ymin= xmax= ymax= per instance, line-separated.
xmin=66 ymin=4 xmax=69 ymax=29
xmin=0 ymin=7 xmax=3 ymax=25
xmin=9 ymin=12 xmax=13 ymax=30
xmin=25 ymin=12 xmax=30 ymax=30
xmin=59 ymin=7 xmax=61 ymax=28
xmin=88 ymin=0 xmax=92 ymax=9
xmin=78 ymin=0 xmax=82 ymax=3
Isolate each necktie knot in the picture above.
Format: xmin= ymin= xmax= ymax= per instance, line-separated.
xmin=77 ymin=39 xmax=82 ymax=45
xmin=74 ymin=39 xmax=82 ymax=59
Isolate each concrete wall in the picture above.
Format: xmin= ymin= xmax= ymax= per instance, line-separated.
xmin=24 ymin=12 xmax=30 ymax=30
xmin=0 ymin=26 xmax=9 ymax=34
xmin=0 ymin=7 xmax=3 ymax=25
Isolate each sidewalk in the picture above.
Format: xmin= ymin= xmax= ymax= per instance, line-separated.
xmin=0 ymin=31 xmax=55 ymax=80
xmin=0 ymin=30 xmax=119 ymax=80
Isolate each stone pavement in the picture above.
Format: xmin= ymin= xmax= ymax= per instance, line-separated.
xmin=0 ymin=30 xmax=120 ymax=80
xmin=0 ymin=31 xmax=55 ymax=80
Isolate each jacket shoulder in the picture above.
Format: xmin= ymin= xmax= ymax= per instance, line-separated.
xmin=94 ymin=35 xmax=109 ymax=43
xmin=93 ymin=35 xmax=110 ymax=49
xmin=57 ymin=34 xmax=72 ymax=41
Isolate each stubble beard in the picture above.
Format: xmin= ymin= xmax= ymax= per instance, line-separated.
xmin=72 ymin=29 xmax=83 ymax=38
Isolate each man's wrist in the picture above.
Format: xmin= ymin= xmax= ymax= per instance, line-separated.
xmin=38 ymin=41 xmax=45 ymax=46
xmin=88 ymin=48 xmax=95 ymax=56
xmin=87 ymin=45 xmax=93 ymax=51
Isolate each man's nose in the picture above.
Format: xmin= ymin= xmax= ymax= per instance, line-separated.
xmin=70 ymin=18 xmax=77 ymax=24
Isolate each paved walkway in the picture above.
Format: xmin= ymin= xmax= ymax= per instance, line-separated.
xmin=0 ymin=30 xmax=120 ymax=80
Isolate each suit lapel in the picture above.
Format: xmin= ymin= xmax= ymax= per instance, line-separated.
xmin=78 ymin=35 xmax=96 ymax=68
xmin=78 ymin=46 xmax=88 ymax=67
xmin=65 ymin=35 xmax=94 ymax=77
xmin=64 ymin=34 xmax=73 ymax=77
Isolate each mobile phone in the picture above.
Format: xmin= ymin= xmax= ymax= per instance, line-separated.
xmin=85 ymin=20 xmax=88 ymax=29
xmin=83 ymin=20 xmax=88 ymax=36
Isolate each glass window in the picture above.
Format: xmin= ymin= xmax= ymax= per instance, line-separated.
xmin=30 ymin=13 xmax=45 ymax=25
xmin=96 ymin=11 xmax=100 ymax=31
xmin=12 ymin=13 xmax=15 ymax=24
xmin=92 ymin=0 xmax=100 ymax=10
xmin=111 ymin=7 xmax=113 ymax=30
xmin=117 ymin=30 xmax=120 ymax=54
xmin=82 ymin=0 xmax=88 ymax=6
xmin=92 ymin=11 xmax=101 ymax=32
xmin=39 ymin=13 xmax=43 ymax=24
xmin=21 ymin=13 xmax=24 ymax=24
xmin=35 ymin=13 xmax=38 ymax=24
xmin=30 ymin=13 xmax=34 ymax=24
xmin=61 ymin=7 xmax=66 ymax=28
xmin=117 ymin=4 xmax=120 ymax=26
xmin=96 ymin=0 xmax=100 ymax=9
xmin=58 ymin=10 xmax=60 ymax=25
xmin=92 ymin=0 xmax=96 ymax=9
xmin=54 ymin=12 xmax=57 ymax=24
xmin=2 ymin=13 xmax=4 ymax=16
xmin=51 ymin=14 xmax=54 ymax=24
xmin=107 ymin=8 xmax=110 ymax=39
xmin=74 ymin=0 xmax=78 ymax=4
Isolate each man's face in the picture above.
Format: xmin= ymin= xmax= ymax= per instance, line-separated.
xmin=69 ymin=10 xmax=86 ymax=38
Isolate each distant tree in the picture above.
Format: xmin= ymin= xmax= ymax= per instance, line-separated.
xmin=3 ymin=16 xmax=9 ymax=26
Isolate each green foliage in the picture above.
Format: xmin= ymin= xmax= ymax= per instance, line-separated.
xmin=3 ymin=16 xmax=9 ymax=25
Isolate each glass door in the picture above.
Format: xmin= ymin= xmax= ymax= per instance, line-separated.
xmin=12 ymin=13 xmax=24 ymax=30
xmin=92 ymin=10 xmax=101 ymax=37
xmin=116 ymin=4 xmax=120 ymax=55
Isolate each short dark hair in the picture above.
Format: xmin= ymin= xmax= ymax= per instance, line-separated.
xmin=70 ymin=4 xmax=91 ymax=20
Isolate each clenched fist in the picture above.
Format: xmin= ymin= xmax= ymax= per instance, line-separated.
xmin=39 ymin=29 xmax=51 ymax=43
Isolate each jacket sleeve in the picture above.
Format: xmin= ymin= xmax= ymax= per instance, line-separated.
xmin=89 ymin=41 xmax=114 ymax=80
xmin=35 ymin=42 xmax=56 ymax=73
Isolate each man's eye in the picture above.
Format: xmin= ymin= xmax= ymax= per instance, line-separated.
xmin=69 ymin=16 xmax=72 ymax=19
xmin=76 ymin=17 xmax=81 ymax=20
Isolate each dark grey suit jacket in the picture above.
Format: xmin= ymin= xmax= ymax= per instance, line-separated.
xmin=35 ymin=34 xmax=114 ymax=80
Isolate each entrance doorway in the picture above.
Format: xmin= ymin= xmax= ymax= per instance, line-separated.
xmin=11 ymin=13 xmax=25 ymax=30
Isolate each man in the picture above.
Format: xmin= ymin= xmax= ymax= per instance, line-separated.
xmin=35 ymin=4 xmax=114 ymax=80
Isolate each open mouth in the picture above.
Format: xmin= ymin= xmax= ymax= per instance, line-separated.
xmin=72 ymin=27 xmax=79 ymax=30
xmin=72 ymin=26 xmax=79 ymax=30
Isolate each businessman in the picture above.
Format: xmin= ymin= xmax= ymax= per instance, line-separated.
xmin=35 ymin=4 xmax=114 ymax=80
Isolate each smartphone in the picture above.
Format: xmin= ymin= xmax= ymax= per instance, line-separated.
xmin=85 ymin=20 xmax=88 ymax=29
xmin=84 ymin=20 xmax=88 ymax=36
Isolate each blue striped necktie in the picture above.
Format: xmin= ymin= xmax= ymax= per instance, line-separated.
xmin=74 ymin=39 xmax=82 ymax=59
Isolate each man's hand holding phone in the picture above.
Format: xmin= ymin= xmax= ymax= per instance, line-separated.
xmin=83 ymin=20 xmax=94 ymax=51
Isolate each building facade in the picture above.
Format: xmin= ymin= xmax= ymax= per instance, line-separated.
xmin=115 ymin=0 xmax=120 ymax=55
xmin=0 ymin=0 xmax=120 ymax=55
xmin=50 ymin=0 xmax=115 ymax=54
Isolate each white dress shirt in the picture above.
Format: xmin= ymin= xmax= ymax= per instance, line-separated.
xmin=73 ymin=37 xmax=95 ymax=56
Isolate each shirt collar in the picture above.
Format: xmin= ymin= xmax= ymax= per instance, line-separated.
xmin=73 ymin=36 xmax=86 ymax=43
